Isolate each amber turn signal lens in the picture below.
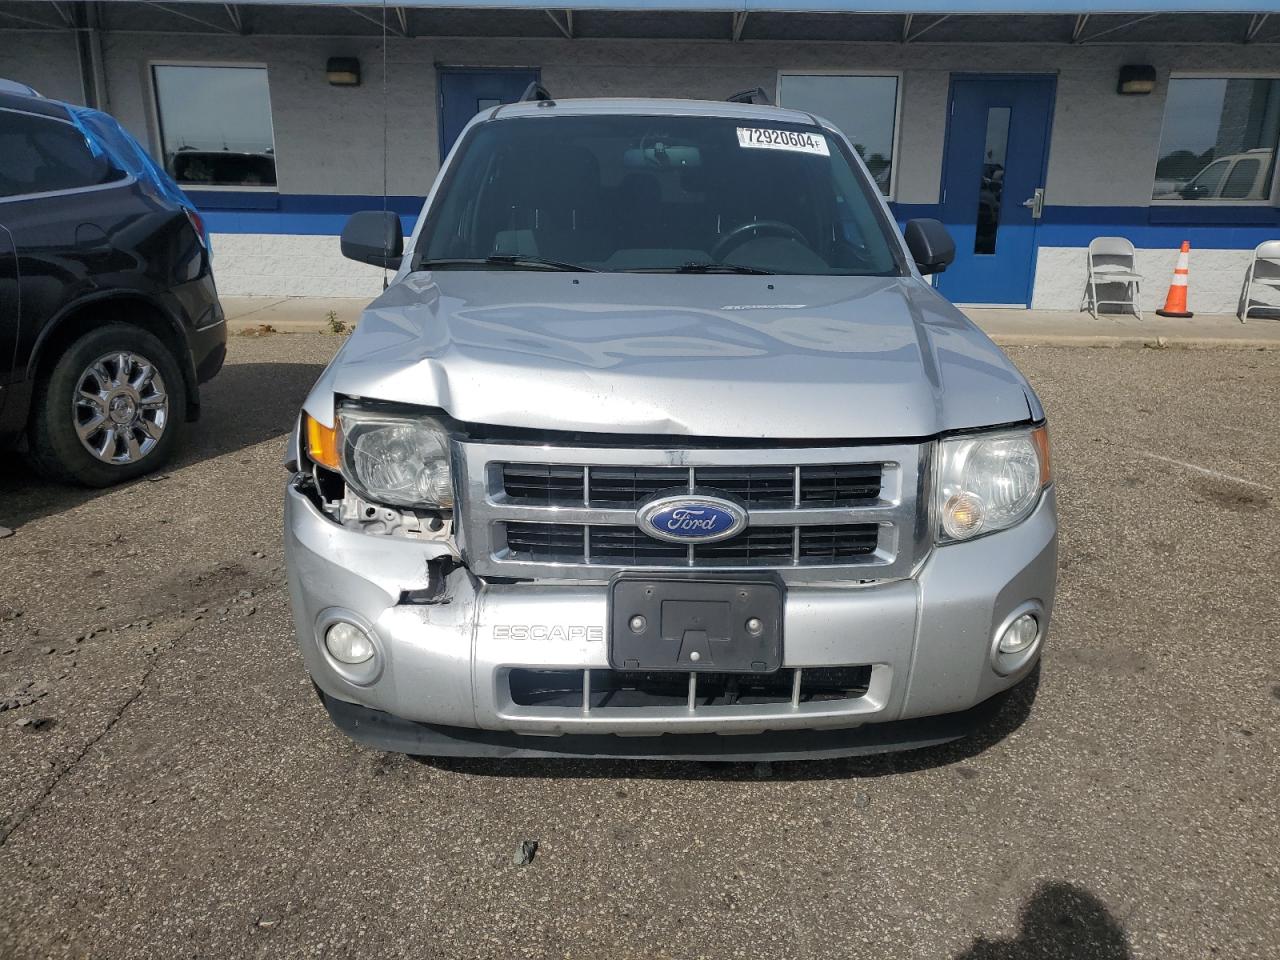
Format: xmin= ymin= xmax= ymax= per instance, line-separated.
xmin=304 ymin=413 xmax=340 ymax=470
xmin=1031 ymin=424 xmax=1052 ymax=487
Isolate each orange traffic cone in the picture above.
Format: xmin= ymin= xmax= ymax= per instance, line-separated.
xmin=1155 ymin=240 xmax=1193 ymax=318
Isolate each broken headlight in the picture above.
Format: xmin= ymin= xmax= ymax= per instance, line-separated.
xmin=337 ymin=409 xmax=454 ymax=509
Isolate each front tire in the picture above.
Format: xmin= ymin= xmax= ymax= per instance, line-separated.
xmin=29 ymin=323 xmax=186 ymax=487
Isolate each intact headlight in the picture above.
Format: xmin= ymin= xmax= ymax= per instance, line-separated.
xmin=337 ymin=408 xmax=453 ymax=509
xmin=935 ymin=425 xmax=1051 ymax=542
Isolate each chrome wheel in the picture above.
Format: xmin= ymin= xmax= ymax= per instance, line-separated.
xmin=72 ymin=351 xmax=169 ymax=465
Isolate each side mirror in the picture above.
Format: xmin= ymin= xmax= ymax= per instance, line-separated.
xmin=340 ymin=210 xmax=403 ymax=268
xmin=903 ymin=218 xmax=956 ymax=275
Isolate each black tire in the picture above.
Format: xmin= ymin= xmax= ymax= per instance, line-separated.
xmin=28 ymin=323 xmax=186 ymax=487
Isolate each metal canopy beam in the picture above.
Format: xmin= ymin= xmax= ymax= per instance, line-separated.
xmin=50 ymin=1 xmax=77 ymax=28
xmin=904 ymin=13 xmax=949 ymax=42
xmin=544 ymin=9 xmax=573 ymax=38
xmin=344 ymin=4 xmax=404 ymax=35
xmin=2 ymin=1 xmax=1275 ymax=46
xmin=1245 ymin=12 xmax=1268 ymax=42
xmin=0 ymin=6 xmax=68 ymax=28
xmin=139 ymin=1 xmax=238 ymax=33
xmin=103 ymin=0 xmax=1280 ymax=11
xmin=1076 ymin=13 xmax=1158 ymax=42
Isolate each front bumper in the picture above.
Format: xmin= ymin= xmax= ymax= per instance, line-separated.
xmin=316 ymin=679 xmax=1031 ymax=761
xmin=284 ymin=480 xmax=1057 ymax=756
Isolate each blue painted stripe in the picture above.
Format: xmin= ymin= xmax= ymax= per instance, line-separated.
xmin=195 ymin=192 xmax=421 ymax=235
xmin=892 ymin=203 xmax=1280 ymax=250
xmin=194 ymin=193 xmax=1280 ymax=250
xmin=1036 ymin=205 xmax=1280 ymax=249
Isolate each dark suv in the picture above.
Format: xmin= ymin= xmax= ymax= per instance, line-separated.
xmin=0 ymin=86 xmax=225 ymax=486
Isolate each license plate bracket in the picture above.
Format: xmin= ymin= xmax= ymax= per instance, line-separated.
xmin=608 ymin=575 xmax=783 ymax=673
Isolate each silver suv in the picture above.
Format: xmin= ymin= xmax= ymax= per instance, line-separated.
xmin=284 ymin=92 xmax=1057 ymax=761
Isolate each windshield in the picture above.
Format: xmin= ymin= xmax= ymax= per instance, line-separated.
xmin=416 ymin=114 xmax=903 ymax=276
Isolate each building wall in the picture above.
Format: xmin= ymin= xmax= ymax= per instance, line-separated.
xmin=2 ymin=30 xmax=1278 ymax=309
xmin=0 ymin=30 xmax=82 ymax=102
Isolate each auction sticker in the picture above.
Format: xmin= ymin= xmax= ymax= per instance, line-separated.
xmin=736 ymin=127 xmax=829 ymax=156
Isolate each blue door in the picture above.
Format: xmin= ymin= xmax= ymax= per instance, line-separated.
xmin=438 ymin=68 xmax=539 ymax=160
xmin=935 ymin=75 xmax=1055 ymax=306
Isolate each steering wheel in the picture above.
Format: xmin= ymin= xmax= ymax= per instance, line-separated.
xmin=710 ymin=219 xmax=810 ymax=260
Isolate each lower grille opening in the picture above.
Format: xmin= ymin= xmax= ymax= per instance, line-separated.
xmin=508 ymin=668 xmax=585 ymax=708
xmin=507 ymin=666 xmax=872 ymax=709
xmin=680 ymin=671 xmax=796 ymax=706
xmin=592 ymin=671 xmax=693 ymax=708
xmin=797 ymin=666 xmax=874 ymax=702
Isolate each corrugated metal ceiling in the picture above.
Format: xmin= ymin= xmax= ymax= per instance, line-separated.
xmin=0 ymin=1 xmax=1275 ymax=43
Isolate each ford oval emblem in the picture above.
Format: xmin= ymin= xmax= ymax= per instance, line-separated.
xmin=637 ymin=495 xmax=747 ymax=544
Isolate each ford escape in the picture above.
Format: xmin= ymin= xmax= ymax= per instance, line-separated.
xmin=284 ymin=90 xmax=1057 ymax=760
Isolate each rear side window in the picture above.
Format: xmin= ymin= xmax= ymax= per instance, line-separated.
xmin=0 ymin=109 xmax=126 ymax=198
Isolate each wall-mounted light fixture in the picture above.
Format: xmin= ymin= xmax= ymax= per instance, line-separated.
xmin=1117 ymin=65 xmax=1156 ymax=96
xmin=326 ymin=57 xmax=361 ymax=87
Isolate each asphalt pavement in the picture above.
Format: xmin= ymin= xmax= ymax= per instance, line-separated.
xmin=1 ymin=332 xmax=1277 ymax=959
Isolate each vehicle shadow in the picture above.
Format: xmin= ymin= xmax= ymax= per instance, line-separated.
xmin=417 ymin=663 xmax=1041 ymax=782
xmin=0 ymin=359 xmax=324 ymax=530
xmin=955 ymin=881 xmax=1131 ymax=959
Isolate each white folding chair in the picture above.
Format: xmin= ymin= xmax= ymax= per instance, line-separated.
xmin=1081 ymin=237 xmax=1143 ymax=320
xmin=1237 ymin=240 xmax=1280 ymax=323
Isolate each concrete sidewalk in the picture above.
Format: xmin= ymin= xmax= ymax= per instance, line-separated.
xmin=221 ymin=296 xmax=1280 ymax=349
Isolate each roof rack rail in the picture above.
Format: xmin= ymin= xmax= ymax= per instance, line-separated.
xmin=726 ymin=87 xmax=772 ymax=106
xmin=519 ymin=82 xmax=554 ymax=104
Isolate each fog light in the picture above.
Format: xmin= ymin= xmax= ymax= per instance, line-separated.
xmin=324 ymin=621 xmax=375 ymax=664
xmin=998 ymin=614 xmax=1039 ymax=654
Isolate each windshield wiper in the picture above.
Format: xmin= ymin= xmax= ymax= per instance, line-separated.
xmin=421 ymin=256 xmax=597 ymax=272
xmin=628 ymin=261 xmax=775 ymax=275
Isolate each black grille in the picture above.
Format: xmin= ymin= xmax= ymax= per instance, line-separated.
xmin=695 ymin=467 xmax=794 ymax=508
xmin=798 ymin=464 xmax=883 ymax=505
xmin=695 ymin=527 xmax=794 ymax=566
xmin=502 ymin=523 xmax=879 ymax=566
xmin=798 ymin=666 xmax=875 ymax=701
xmin=499 ymin=462 xmax=883 ymax=509
xmin=798 ymin=525 xmax=882 ymax=563
xmin=588 ymin=467 xmax=686 ymax=507
xmin=501 ymin=464 xmax=584 ymax=505
xmin=589 ymin=526 xmax=686 ymax=565
xmin=503 ymin=523 xmax=584 ymax=563
xmin=507 ymin=666 xmax=872 ymax=708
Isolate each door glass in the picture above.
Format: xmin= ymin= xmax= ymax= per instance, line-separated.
xmin=1185 ymin=159 xmax=1229 ymax=199
xmin=0 ymin=111 xmax=125 ymax=197
xmin=974 ymin=106 xmax=1010 ymax=255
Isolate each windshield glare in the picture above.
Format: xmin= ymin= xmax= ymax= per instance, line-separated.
xmin=417 ymin=114 xmax=902 ymax=276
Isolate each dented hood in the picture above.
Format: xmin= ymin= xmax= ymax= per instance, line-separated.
xmin=304 ymin=272 xmax=1035 ymax=439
